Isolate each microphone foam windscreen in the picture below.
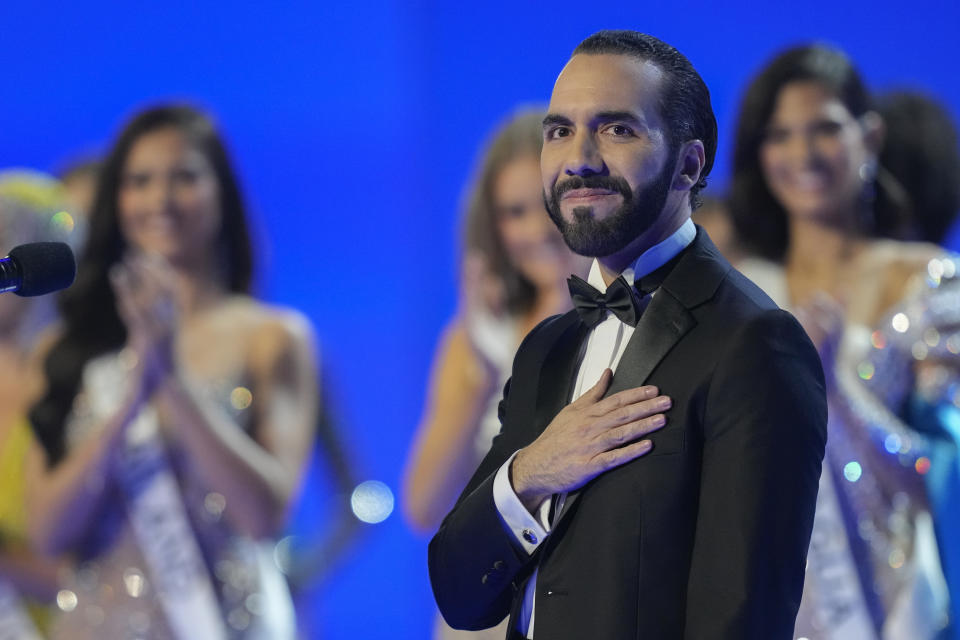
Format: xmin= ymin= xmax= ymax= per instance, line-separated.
xmin=9 ymin=242 xmax=77 ymax=297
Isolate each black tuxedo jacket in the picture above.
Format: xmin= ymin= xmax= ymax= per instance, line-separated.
xmin=428 ymin=229 xmax=827 ymax=639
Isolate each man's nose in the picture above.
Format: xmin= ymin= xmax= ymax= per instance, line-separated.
xmin=564 ymin=132 xmax=605 ymax=177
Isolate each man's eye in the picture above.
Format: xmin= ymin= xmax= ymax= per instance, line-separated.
xmin=547 ymin=126 xmax=571 ymax=140
xmin=608 ymin=124 xmax=633 ymax=136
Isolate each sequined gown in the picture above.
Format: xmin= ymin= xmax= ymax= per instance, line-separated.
xmin=739 ymin=257 xmax=955 ymax=640
xmin=48 ymin=351 xmax=296 ymax=640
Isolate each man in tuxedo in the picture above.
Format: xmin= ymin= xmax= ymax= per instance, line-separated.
xmin=428 ymin=31 xmax=827 ymax=639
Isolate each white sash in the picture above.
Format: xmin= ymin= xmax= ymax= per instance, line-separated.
xmin=882 ymin=511 xmax=951 ymax=638
xmin=117 ymin=408 xmax=228 ymax=640
xmin=0 ymin=580 xmax=42 ymax=640
xmin=71 ymin=354 xmax=229 ymax=639
xmin=803 ymin=465 xmax=878 ymax=640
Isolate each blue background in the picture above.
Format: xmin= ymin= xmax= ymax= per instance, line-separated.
xmin=2 ymin=1 xmax=959 ymax=637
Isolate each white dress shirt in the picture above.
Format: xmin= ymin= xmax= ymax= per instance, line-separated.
xmin=491 ymin=218 xmax=696 ymax=638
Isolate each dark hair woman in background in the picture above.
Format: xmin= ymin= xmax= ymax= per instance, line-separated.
xmin=26 ymin=105 xmax=317 ymax=639
xmin=876 ymin=89 xmax=960 ymax=245
xmin=730 ymin=44 xmax=959 ymax=639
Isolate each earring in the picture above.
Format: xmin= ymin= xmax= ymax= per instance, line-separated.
xmin=857 ymin=158 xmax=878 ymax=234
xmin=859 ymin=158 xmax=878 ymax=204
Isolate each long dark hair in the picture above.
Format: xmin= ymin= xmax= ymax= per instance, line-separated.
xmin=462 ymin=109 xmax=544 ymax=314
xmin=30 ymin=104 xmax=254 ymax=465
xmin=729 ymin=44 xmax=910 ymax=262
xmin=574 ymin=30 xmax=717 ymax=207
xmin=877 ymin=90 xmax=960 ymax=244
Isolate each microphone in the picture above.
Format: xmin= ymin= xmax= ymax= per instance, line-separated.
xmin=0 ymin=242 xmax=76 ymax=297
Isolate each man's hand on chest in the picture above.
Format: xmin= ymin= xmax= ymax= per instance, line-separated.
xmin=509 ymin=368 xmax=671 ymax=513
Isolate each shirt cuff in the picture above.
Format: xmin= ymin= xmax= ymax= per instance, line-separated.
xmin=493 ymin=451 xmax=551 ymax=555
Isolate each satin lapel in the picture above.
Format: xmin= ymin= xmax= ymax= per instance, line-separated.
xmin=554 ymin=289 xmax=696 ymax=523
xmin=606 ymin=289 xmax=696 ymax=395
xmin=531 ymin=313 xmax=590 ymax=444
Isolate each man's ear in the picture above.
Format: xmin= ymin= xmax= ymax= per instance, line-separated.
xmin=672 ymin=140 xmax=706 ymax=192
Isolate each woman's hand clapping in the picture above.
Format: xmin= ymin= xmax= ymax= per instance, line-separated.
xmin=109 ymin=252 xmax=181 ymax=397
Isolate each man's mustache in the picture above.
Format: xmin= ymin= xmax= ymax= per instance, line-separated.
xmin=552 ymin=175 xmax=633 ymax=201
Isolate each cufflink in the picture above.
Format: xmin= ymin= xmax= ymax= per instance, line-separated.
xmin=522 ymin=529 xmax=538 ymax=545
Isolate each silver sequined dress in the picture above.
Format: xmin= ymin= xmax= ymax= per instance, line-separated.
xmin=739 ymin=257 xmax=952 ymax=640
xmin=48 ymin=351 xmax=296 ymax=640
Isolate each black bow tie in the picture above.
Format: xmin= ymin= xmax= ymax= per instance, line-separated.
xmin=568 ymin=274 xmax=644 ymax=328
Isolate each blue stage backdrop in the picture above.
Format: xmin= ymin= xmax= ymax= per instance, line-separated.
xmin=2 ymin=1 xmax=959 ymax=637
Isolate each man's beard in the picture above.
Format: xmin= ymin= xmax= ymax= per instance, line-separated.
xmin=544 ymin=162 xmax=674 ymax=258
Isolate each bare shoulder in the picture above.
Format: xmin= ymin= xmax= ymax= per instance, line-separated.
xmin=428 ymin=317 xmax=496 ymax=392
xmin=439 ymin=318 xmax=470 ymax=357
xmin=423 ymin=318 xmax=471 ymax=377
xmin=861 ymin=239 xmax=942 ymax=275
xmin=215 ymin=296 xmax=317 ymax=367
xmin=28 ymin=323 xmax=64 ymax=365
xmin=860 ymin=239 xmax=944 ymax=314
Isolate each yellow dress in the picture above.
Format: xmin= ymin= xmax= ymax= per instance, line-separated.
xmin=0 ymin=417 xmax=51 ymax=633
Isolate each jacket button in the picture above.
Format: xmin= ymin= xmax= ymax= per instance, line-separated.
xmin=493 ymin=560 xmax=505 ymax=571
xmin=481 ymin=573 xmax=490 ymax=585
xmin=522 ymin=529 xmax=538 ymax=544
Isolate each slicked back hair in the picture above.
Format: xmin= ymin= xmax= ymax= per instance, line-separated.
xmin=573 ymin=30 xmax=717 ymax=208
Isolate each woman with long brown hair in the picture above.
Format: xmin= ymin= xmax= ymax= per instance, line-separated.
xmin=27 ymin=105 xmax=317 ymax=639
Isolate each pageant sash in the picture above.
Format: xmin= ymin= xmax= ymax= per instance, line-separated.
xmin=803 ymin=464 xmax=878 ymax=640
xmin=0 ymin=580 xmax=42 ymax=640
xmin=882 ymin=511 xmax=951 ymax=638
xmin=72 ymin=353 xmax=228 ymax=640
xmin=117 ymin=407 xmax=228 ymax=640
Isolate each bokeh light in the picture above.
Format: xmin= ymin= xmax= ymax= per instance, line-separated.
xmin=51 ymin=210 xmax=75 ymax=234
xmin=230 ymin=386 xmax=253 ymax=410
xmin=891 ymin=313 xmax=910 ymax=333
xmin=884 ymin=434 xmax=902 ymax=455
xmin=56 ymin=589 xmax=78 ymax=612
xmin=843 ymin=461 xmax=863 ymax=483
xmin=350 ymin=480 xmax=394 ymax=524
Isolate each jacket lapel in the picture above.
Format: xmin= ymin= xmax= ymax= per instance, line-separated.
xmin=553 ymin=291 xmax=696 ymax=523
xmin=612 ymin=226 xmax=731 ymax=397
xmin=606 ymin=290 xmax=696 ymax=395
xmin=552 ymin=228 xmax=730 ymax=523
xmin=531 ymin=312 xmax=590 ymax=443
